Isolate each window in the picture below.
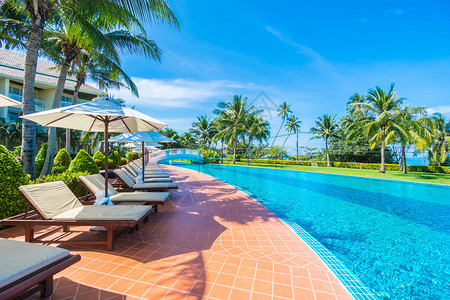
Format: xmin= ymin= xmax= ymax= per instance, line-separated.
xmin=7 ymin=111 xmax=19 ymax=121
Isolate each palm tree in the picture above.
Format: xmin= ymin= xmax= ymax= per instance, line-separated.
xmin=389 ymin=105 xmax=430 ymax=174
xmin=429 ymin=113 xmax=450 ymax=166
xmin=0 ymin=121 xmax=22 ymax=149
xmin=40 ymin=4 xmax=162 ymax=176
xmin=212 ymin=116 xmax=228 ymax=163
xmin=190 ymin=116 xmax=216 ymax=148
xmin=1 ymin=0 xmax=178 ymax=178
xmin=347 ymin=83 xmax=404 ymax=173
xmin=215 ymin=95 xmax=255 ymax=164
xmin=159 ymin=128 xmax=179 ymax=149
xmin=271 ymin=102 xmax=292 ymax=147
xmin=311 ymin=114 xmax=339 ymax=167
xmin=245 ymin=114 xmax=270 ymax=165
xmin=347 ymin=93 xmax=366 ymax=116
xmin=65 ymin=50 xmax=139 ymax=151
xmin=179 ymin=132 xmax=196 ymax=149
xmin=284 ymin=115 xmax=301 ymax=160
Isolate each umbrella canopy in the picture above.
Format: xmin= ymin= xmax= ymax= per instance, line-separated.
xmin=109 ymin=131 xmax=175 ymax=143
xmin=21 ymin=97 xmax=166 ymax=197
xmin=123 ymin=142 xmax=162 ymax=148
xmin=110 ymin=131 xmax=175 ymax=181
xmin=0 ymin=94 xmax=21 ymax=107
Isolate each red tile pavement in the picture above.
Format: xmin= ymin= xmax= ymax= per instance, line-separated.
xmin=0 ymin=165 xmax=353 ymax=299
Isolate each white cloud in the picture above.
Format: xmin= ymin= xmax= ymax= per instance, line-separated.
xmin=109 ymin=78 xmax=261 ymax=109
xmin=426 ymin=105 xmax=450 ymax=116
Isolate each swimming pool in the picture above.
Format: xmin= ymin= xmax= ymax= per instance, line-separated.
xmin=172 ymin=163 xmax=450 ymax=299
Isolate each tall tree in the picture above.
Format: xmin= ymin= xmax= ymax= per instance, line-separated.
xmin=348 ymin=83 xmax=403 ymax=173
xmin=271 ymin=102 xmax=291 ymax=147
xmin=215 ymin=95 xmax=255 ymax=164
xmin=245 ymin=114 xmax=270 ymax=165
xmin=429 ymin=113 xmax=450 ymax=166
xmin=284 ymin=115 xmax=301 ymax=160
xmin=40 ymin=4 xmax=161 ymax=176
xmin=1 ymin=0 xmax=178 ymax=178
xmin=190 ymin=115 xmax=216 ymax=148
xmin=311 ymin=114 xmax=339 ymax=167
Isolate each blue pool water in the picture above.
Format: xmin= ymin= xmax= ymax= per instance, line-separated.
xmin=173 ymin=163 xmax=450 ymax=300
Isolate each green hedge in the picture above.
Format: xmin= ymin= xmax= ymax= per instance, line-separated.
xmin=52 ymin=148 xmax=71 ymax=174
xmin=247 ymin=159 xmax=450 ymax=174
xmin=0 ymin=145 xmax=29 ymax=220
xmin=30 ymin=171 xmax=88 ymax=197
xmin=68 ymin=150 xmax=99 ymax=174
xmin=93 ymin=151 xmax=105 ymax=170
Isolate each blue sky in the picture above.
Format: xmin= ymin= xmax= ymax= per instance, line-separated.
xmin=111 ymin=0 xmax=450 ymax=153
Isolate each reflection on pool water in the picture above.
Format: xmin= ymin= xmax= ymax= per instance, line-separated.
xmin=172 ymin=163 xmax=450 ymax=299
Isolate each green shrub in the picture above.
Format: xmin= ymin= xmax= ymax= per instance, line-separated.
xmin=51 ymin=148 xmax=71 ymax=174
xmin=0 ymin=145 xmax=29 ymax=220
xmin=35 ymin=143 xmax=47 ymax=177
xmin=30 ymin=171 xmax=88 ymax=197
xmin=201 ymin=149 xmax=220 ymax=163
xmin=93 ymin=151 xmax=105 ymax=170
xmin=120 ymin=157 xmax=128 ymax=165
xmin=68 ymin=150 xmax=99 ymax=174
xmin=108 ymin=150 xmax=121 ymax=167
xmin=126 ymin=151 xmax=134 ymax=161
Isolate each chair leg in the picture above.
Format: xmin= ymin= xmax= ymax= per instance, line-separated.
xmin=41 ymin=276 xmax=53 ymax=298
xmin=24 ymin=225 xmax=34 ymax=242
xmin=63 ymin=226 xmax=70 ymax=232
xmin=152 ymin=205 xmax=158 ymax=213
xmin=106 ymin=227 xmax=114 ymax=251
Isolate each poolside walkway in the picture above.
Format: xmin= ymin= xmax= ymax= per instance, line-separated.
xmin=0 ymin=165 xmax=352 ymax=299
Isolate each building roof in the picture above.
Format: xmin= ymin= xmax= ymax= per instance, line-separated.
xmin=0 ymin=49 xmax=103 ymax=95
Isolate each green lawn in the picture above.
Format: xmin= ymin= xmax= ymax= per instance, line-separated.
xmin=219 ymin=161 xmax=450 ymax=185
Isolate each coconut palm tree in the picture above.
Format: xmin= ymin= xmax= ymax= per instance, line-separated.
xmin=190 ymin=115 xmax=216 ymax=148
xmin=271 ymin=102 xmax=292 ymax=147
xmin=347 ymin=83 xmax=404 ymax=173
xmin=311 ymin=114 xmax=339 ymax=167
xmin=284 ymin=115 xmax=301 ymax=160
xmin=245 ymin=114 xmax=270 ymax=165
xmin=39 ymin=4 xmax=162 ymax=176
xmin=159 ymin=128 xmax=179 ymax=149
xmin=429 ymin=113 xmax=450 ymax=166
xmin=347 ymin=93 xmax=367 ymax=116
xmin=64 ymin=49 xmax=140 ymax=151
xmin=388 ymin=105 xmax=430 ymax=174
xmin=215 ymin=95 xmax=255 ymax=164
xmin=1 ymin=0 xmax=178 ymax=178
xmin=179 ymin=132 xmax=196 ymax=149
xmin=212 ymin=116 xmax=228 ymax=163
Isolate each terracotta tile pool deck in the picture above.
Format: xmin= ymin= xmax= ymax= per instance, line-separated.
xmin=0 ymin=165 xmax=353 ymax=299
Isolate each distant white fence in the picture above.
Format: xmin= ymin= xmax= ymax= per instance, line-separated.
xmin=147 ymin=149 xmax=204 ymax=163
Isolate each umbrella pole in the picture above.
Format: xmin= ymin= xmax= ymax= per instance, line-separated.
xmin=104 ymin=118 xmax=109 ymax=198
xmin=142 ymin=141 xmax=145 ymax=182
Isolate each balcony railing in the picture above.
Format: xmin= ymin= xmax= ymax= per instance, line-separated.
xmin=60 ymin=100 xmax=73 ymax=107
xmin=8 ymin=93 xmax=45 ymax=110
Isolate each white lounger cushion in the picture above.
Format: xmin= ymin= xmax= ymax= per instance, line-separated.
xmin=110 ymin=192 xmax=169 ymax=204
xmin=52 ymin=205 xmax=152 ymax=221
xmin=19 ymin=182 xmax=83 ymax=219
xmin=79 ymin=174 xmax=119 ymax=196
xmin=133 ymin=182 xmax=178 ymax=190
xmin=0 ymin=239 xmax=69 ymax=289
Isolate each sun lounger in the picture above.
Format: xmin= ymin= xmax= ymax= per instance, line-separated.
xmin=124 ymin=165 xmax=169 ymax=178
xmin=122 ymin=168 xmax=172 ymax=184
xmin=0 ymin=181 xmax=154 ymax=251
xmin=79 ymin=174 xmax=169 ymax=212
xmin=114 ymin=169 xmax=178 ymax=192
xmin=0 ymin=239 xmax=80 ymax=299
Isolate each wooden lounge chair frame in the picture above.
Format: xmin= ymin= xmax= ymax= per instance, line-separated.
xmin=0 ymin=253 xmax=80 ymax=300
xmin=1 ymin=190 xmax=153 ymax=251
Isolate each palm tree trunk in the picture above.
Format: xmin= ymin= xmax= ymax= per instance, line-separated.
xmin=282 ymin=133 xmax=290 ymax=149
xmin=296 ymin=131 xmax=299 ymax=161
xmin=247 ymin=138 xmax=252 ymax=165
xmin=40 ymin=56 xmax=71 ymax=176
xmin=379 ymin=125 xmax=386 ymax=173
xmin=65 ymin=77 xmax=82 ymax=151
xmin=232 ymin=138 xmax=237 ymax=164
xmin=326 ymin=138 xmax=330 ymax=167
xmin=401 ymin=144 xmax=407 ymax=174
xmin=221 ymin=139 xmax=224 ymax=163
xmin=271 ymin=120 xmax=285 ymax=148
xmin=21 ymin=18 xmax=44 ymax=179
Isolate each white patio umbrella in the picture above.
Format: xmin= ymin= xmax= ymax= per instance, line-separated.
xmin=21 ymin=97 xmax=166 ymax=197
xmin=0 ymin=94 xmax=21 ymax=107
xmin=123 ymin=142 xmax=162 ymax=148
xmin=110 ymin=131 xmax=175 ymax=181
